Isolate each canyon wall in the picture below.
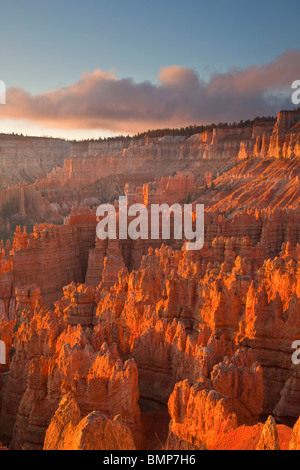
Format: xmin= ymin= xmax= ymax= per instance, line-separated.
xmin=0 ymin=135 xmax=72 ymax=188
xmin=0 ymin=207 xmax=97 ymax=317
xmin=0 ymin=111 xmax=298 ymax=235
xmin=0 ymin=109 xmax=300 ymax=449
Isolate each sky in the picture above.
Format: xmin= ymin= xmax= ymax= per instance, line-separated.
xmin=0 ymin=0 xmax=300 ymax=139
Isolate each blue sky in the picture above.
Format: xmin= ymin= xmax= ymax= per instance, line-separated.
xmin=0 ymin=0 xmax=300 ymax=138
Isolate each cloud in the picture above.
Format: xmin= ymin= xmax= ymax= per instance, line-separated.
xmin=1 ymin=50 xmax=300 ymax=133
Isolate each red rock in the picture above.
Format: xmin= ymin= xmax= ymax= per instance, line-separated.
xmin=289 ymin=416 xmax=300 ymax=450
xmin=256 ymin=415 xmax=280 ymax=450
xmin=215 ymin=423 xmax=292 ymax=450
xmin=44 ymin=393 xmax=136 ymax=450
xmin=0 ymin=110 xmax=300 ymax=451
xmin=167 ymin=381 xmax=237 ymax=450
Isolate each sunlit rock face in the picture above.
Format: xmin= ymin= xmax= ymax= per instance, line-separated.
xmin=0 ymin=110 xmax=300 ymax=450
xmin=43 ymin=394 xmax=136 ymax=451
xmin=0 ymin=292 xmax=141 ymax=449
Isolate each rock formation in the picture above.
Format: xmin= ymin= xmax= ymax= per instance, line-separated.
xmin=256 ymin=415 xmax=280 ymax=450
xmin=0 ymin=290 xmax=141 ymax=449
xmin=43 ymin=393 xmax=136 ymax=450
xmin=0 ymin=110 xmax=299 ymax=450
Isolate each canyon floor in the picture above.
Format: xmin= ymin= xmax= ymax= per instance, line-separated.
xmin=0 ymin=109 xmax=300 ymax=450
